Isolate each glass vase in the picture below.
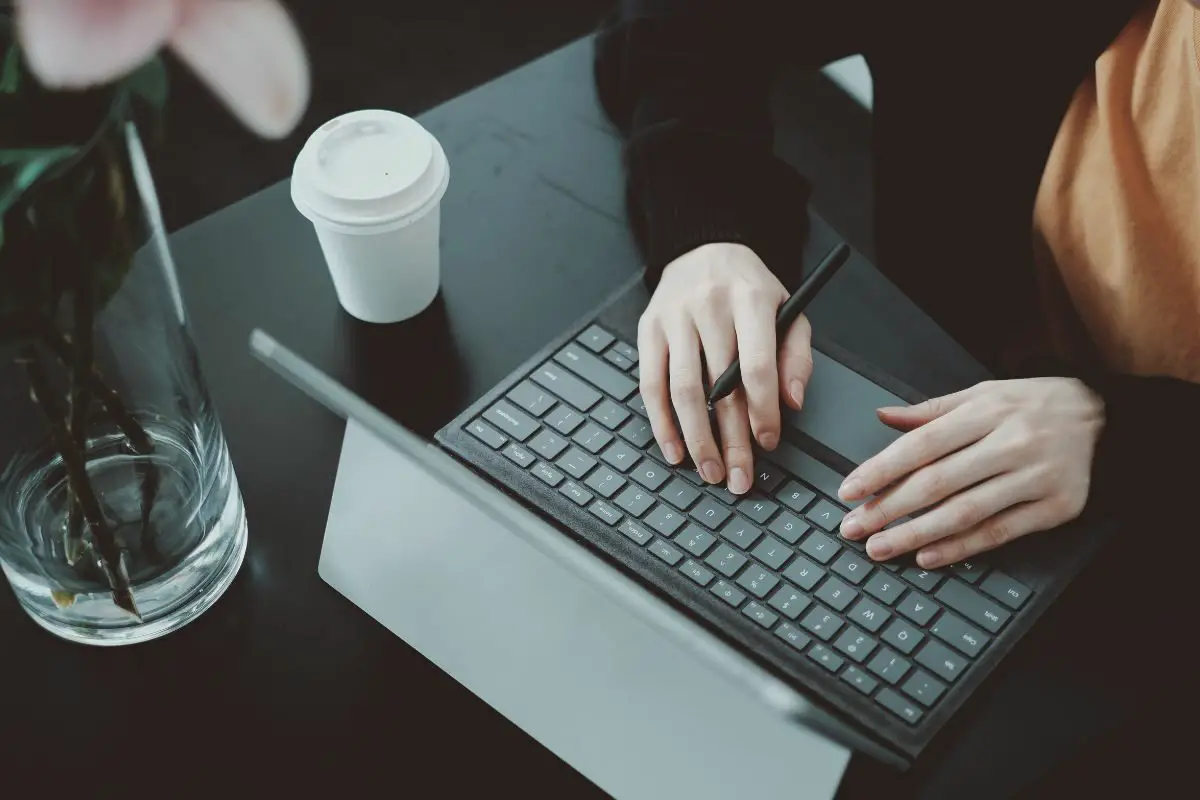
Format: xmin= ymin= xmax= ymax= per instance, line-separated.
xmin=0 ymin=121 xmax=248 ymax=646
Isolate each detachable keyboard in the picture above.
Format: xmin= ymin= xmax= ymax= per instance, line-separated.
xmin=436 ymin=280 xmax=1107 ymax=764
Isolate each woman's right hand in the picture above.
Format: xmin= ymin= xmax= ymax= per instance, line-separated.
xmin=638 ymin=243 xmax=815 ymax=495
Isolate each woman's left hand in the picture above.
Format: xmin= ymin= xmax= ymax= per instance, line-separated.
xmin=838 ymin=378 xmax=1105 ymax=569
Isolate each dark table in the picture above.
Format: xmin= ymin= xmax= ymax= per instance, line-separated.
xmin=0 ymin=39 xmax=1156 ymax=797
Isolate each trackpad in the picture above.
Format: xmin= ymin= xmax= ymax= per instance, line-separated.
xmin=784 ymin=349 xmax=907 ymax=467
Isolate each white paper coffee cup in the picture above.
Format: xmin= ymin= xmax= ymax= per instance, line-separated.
xmin=290 ymin=110 xmax=450 ymax=323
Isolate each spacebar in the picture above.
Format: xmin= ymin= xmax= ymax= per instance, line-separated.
xmin=768 ymin=440 xmax=861 ymax=509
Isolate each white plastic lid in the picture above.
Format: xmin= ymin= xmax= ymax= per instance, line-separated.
xmin=291 ymin=109 xmax=449 ymax=234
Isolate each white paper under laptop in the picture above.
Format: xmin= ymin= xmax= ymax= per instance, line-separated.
xmin=251 ymin=331 xmax=851 ymax=800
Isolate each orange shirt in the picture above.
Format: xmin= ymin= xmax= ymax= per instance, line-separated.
xmin=1033 ymin=0 xmax=1200 ymax=382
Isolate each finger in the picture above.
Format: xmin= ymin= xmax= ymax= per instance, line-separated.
xmin=863 ymin=470 xmax=1040 ymax=561
xmin=667 ymin=319 xmax=724 ymax=483
xmin=731 ymin=292 xmax=781 ymax=449
xmin=637 ymin=319 xmax=684 ymax=464
xmin=914 ymin=500 xmax=1061 ymax=569
xmin=778 ymin=313 xmax=813 ymax=411
xmin=876 ymin=387 xmax=977 ymax=432
xmin=840 ymin=403 xmax=993 ymax=502
xmin=841 ymin=435 xmax=1010 ymax=539
xmin=696 ymin=313 xmax=754 ymax=493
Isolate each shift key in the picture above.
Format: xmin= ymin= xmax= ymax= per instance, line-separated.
xmin=555 ymin=344 xmax=638 ymax=400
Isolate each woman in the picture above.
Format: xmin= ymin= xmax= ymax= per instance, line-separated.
xmin=593 ymin=0 xmax=1199 ymax=571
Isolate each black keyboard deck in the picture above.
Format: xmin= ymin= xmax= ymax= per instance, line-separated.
xmin=440 ymin=321 xmax=1038 ymax=759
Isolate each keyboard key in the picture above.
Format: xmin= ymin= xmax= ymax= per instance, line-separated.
xmin=815 ymin=576 xmax=857 ymax=612
xmin=689 ymin=496 xmax=732 ymax=530
xmin=775 ymin=623 xmax=812 ymax=652
xmin=611 ymin=341 xmax=638 ymax=363
xmin=768 ymin=512 xmax=809 ymax=545
xmin=881 ymin=619 xmax=924 ymax=655
xmin=736 ymin=566 xmax=780 ymax=599
xmin=799 ymin=531 xmax=842 ymax=564
xmin=572 ymin=422 xmax=614 ymax=454
xmin=842 ymin=667 xmax=879 ymax=696
xmin=603 ymin=350 xmax=635 ymax=371
xmin=864 ymin=572 xmax=905 ymax=606
xmin=848 ymin=597 xmax=891 ymax=633
xmin=632 ymin=366 xmax=640 ymax=379
xmin=876 ymin=689 xmax=923 ymax=725
xmin=719 ymin=516 xmax=763 ymax=550
xmin=915 ymin=640 xmax=968 ymax=683
xmin=752 ymin=459 xmax=787 ymax=494
xmin=706 ymin=485 xmax=741 ymax=505
xmin=466 ymin=419 xmax=507 ymax=449
xmin=661 ymin=478 xmax=702 ymax=510
xmin=833 ymin=626 xmax=878 ymax=663
xmin=902 ymin=567 xmax=946 ymax=594
xmin=528 ymin=429 xmax=569 ymax=461
xmin=742 ymin=601 xmax=778 ymax=629
xmin=737 ymin=496 xmax=779 ymax=525
xmin=555 ymin=344 xmax=638 ymax=400
xmin=782 ymin=555 xmax=825 ymax=591
xmin=627 ymin=393 xmax=649 ymax=417
xmin=711 ymin=580 xmax=747 ymax=608
xmin=768 ymin=441 xmax=860 ymax=509
xmin=506 ymin=380 xmax=557 ymax=417
xmin=532 ymin=363 xmax=602 ymax=412
xmin=808 ymin=644 xmax=845 ymax=673
xmin=614 ymin=485 xmax=655 ymax=518
xmin=675 ymin=524 xmax=717 ymax=558
xmin=675 ymin=464 xmax=705 ymax=485
xmin=776 ymin=481 xmax=817 ymax=513
xmin=980 ymin=570 xmax=1033 ymax=610
xmin=556 ymin=447 xmax=597 ymax=480
xmin=767 ymin=584 xmax=811 ymax=620
xmin=590 ymin=399 xmax=631 ymax=430
xmin=935 ymin=579 xmax=1011 ymax=634
xmin=618 ymin=417 xmax=654 ymax=448
xmin=800 ymin=606 xmax=844 ymax=641
xmin=645 ymin=505 xmax=685 ymax=536
xmin=930 ymin=612 xmax=989 ymax=658
xmin=705 ymin=544 xmax=749 ymax=578
xmin=680 ymin=559 xmax=715 ymax=587
xmin=600 ymin=440 xmax=640 ymax=473
xmin=588 ymin=500 xmax=623 ymax=526
xmin=578 ymin=325 xmax=615 ymax=353
xmin=950 ymin=560 xmax=989 ymax=584
xmin=531 ymin=462 xmax=565 ymax=487
xmin=806 ymin=500 xmax=846 ymax=531
xmin=902 ymin=670 xmax=946 ymax=707
xmin=867 ymin=648 xmax=912 ymax=685
xmin=630 ymin=459 xmax=670 ymax=491
xmin=896 ymin=591 xmax=939 ymax=627
xmin=618 ymin=519 xmax=654 ymax=546
xmin=559 ymin=481 xmax=592 ymax=506
xmin=649 ymin=538 xmax=684 ymax=566
xmin=544 ymin=403 xmax=587 ymax=435
xmin=750 ymin=536 xmax=792 ymax=570
xmin=831 ymin=551 xmax=873 ymax=585
xmin=502 ymin=443 xmax=536 ymax=468
xmin=583 ymin=462 xmax=628 ymax=501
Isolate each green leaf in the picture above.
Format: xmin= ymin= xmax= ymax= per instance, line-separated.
xmin=0 ymin=43 xmax=19 ymax=94
xmin=0 ymin=147 xmax=79 ymax=218
xmin=123 ymin=58 xmax=168 ymax=111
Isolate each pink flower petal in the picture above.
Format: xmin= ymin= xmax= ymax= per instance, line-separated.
xmin=169 ymin=0 xmax=310 ymax=139
xmin=15 ymin=0 xmax=182 ymax=88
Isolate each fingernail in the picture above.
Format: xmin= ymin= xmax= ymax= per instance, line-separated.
xmin=728 ymin=467 xmax=750 ymax=495
xmin=839 ymin=478 xmax=863 ymax=500
xmin=917 ymin=550 xmax=940 ymax=569
xmin=867 ymin=537 xmax=892 ymax=560
xmin=663 ymin=442 xmax=683 ymax=464
xmin=790 ymin=380 xmax=805 ymax=407
xmin=701 ymin=460 xmax=723 ymax=484
xmin=841 ymin=514 xmax=863 ymax=539
xmin=759 ymin=432 xmax=778 ymax=450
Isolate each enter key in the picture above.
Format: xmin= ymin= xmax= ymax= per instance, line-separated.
xmin=935 ymin=579 xmax=1012 ymax=634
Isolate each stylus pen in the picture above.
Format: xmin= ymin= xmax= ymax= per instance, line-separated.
xmin=705 ymin=242 xmax=852 ymax=410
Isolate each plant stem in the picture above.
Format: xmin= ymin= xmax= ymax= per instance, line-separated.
xmin=64 ymin=269 xmax=94 ymax=567
xmin=20 ymin=345 xmax=140 ymax=620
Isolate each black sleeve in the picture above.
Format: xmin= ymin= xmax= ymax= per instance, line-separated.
xmin=593 ymin=0 xmax=875 ymax=288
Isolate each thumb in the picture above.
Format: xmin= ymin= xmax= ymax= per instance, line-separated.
xmin=778 ymin=313 xmax=813 ymax=411
xmin=877 ymin=389 xmax=972 ymax=431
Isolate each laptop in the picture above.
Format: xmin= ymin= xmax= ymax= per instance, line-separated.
xmin=253 ymin=238 xmax=1115 ymax=771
